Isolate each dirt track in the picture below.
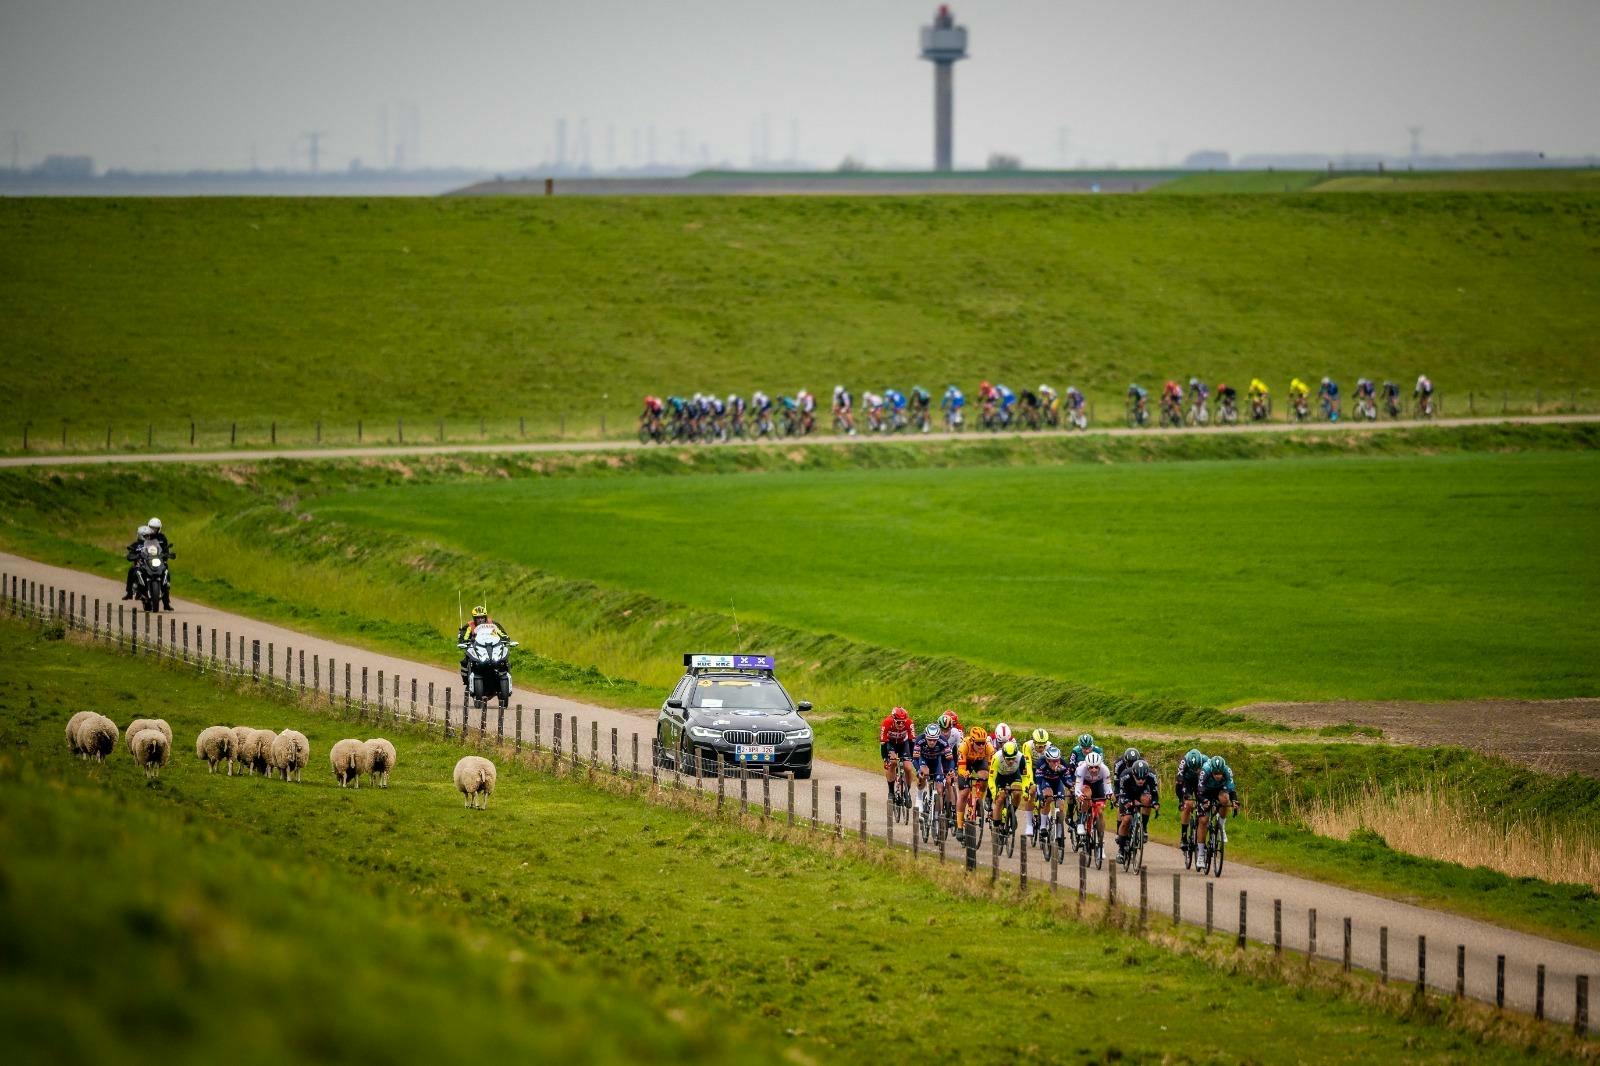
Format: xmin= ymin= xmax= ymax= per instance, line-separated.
xmin=0 ymin=413 xmax=1595 ymax=469
xmin=1239 ymin=699 xmax=1600 ymax=777
xmin=3 ymin=548 xmax=1597 ymax=1026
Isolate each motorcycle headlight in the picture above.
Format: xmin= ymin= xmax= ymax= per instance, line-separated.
xmin=150 ymin=559 xmax=163 ymax=569
xmin=688 ymin=726 xmax=723 ymax=740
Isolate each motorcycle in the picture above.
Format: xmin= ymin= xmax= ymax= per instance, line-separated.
xmin=129 ymin=539 xmax=171 ymax=612
xmin=459 ymin=625 xmax=519 ymax=712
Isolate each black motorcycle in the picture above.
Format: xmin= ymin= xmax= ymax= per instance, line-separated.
xmin=128 ymin=539 xmax=171 ymax=612
xmin=459 ymin=626 xmax=518 ymax=712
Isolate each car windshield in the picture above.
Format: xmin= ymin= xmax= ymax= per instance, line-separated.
xmin=690 ymin=676 xmax=792 ymax=712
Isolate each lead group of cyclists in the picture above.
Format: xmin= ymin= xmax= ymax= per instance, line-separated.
xmin=1127 ymin=374 xmax=1436 ymax=428
xmin=878 ymin=707 xmax=1240 ymax=870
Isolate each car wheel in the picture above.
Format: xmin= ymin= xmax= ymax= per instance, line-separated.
xmin=793 ymin=765 xmax=812 ymax=780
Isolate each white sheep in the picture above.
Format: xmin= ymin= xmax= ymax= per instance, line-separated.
xmin=195 ymin=726 xmax=234 ymax=775
xmin=246 ymin=729 xmax=277 ymax=776
xmin=124 ymin=718 xmax=173 ymax=754
xmin=329 ymin=738 xmax=363 ymax=788
xmin=73 ymin=714 xmax=119 ymax=762
xmin=130 ymin=727 xmax=170 ymax=779
xmin=269 ymin=729 xmax=311 ymax=782
xmin=66 ymin=711 xmax=95 ymax=757
xmin=453 ymin=755 xmax=496 ymax=809
xmin=359 ymin=738 xmax=397 ymax=789
xmin=229 ymin=726 xmax=254 ymax=774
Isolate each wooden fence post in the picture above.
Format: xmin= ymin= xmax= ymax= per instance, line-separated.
xmin=1238 ymin=891 xmax=1248 ymax=949
xmin=834 ymin=786 xmax=842 ymax=838
xmin=811 ymin=779 xmax=819 ymax=830
xmin=553 ymin=712 xmax=563 ymax=759
xmin=1172 ymin=874 xmax=1181 ymax=926
xmin=1577 ymin=974 xmax=1589 ymax=1037
xmin=251 ymin=640 xmax=260 ymax=681
xmin=1380 ymin=926 xmax=1389 ymax=985
xmin=1343 ymin=918 xmax=1352 ymax=972
xmin=516 ymin=706 xmax=523 ymax=751
xmin=1308 ymin=908 xmax=1317 ymax=962
xmin=1495 ymin=955 xmax=1504 ymax=1009
xmin=1416 ymin=936 xmax=1427 ymax=997
xmin=1273 ymin=899 xmax=1282 ymax=955
xmin=632 ymin=732 xmax=639 ymax=775
xmin=610 ymin=727 xmax=618 ymax=773
xmin=1138 ymin=867 xmax=1147 ymax=927
xmin=1536 ymin=964 xmax=1545 ymax=1020
xmin=787 ymin=776 xmax=795 ymax=827
xmin=1205 ymin=881 xmax=1214 ymax=937
xmin=1455 ymin=945 xmax=1465 ymax=999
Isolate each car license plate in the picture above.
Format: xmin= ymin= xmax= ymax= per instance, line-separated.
xmin=735 ymin=745 xmax=775 ymax=763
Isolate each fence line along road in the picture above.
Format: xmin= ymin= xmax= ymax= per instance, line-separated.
xmin=1 ymin=413 xmax=1597 ymax=469
xmin=3 ymin=548 xmax=1596 ymax=1032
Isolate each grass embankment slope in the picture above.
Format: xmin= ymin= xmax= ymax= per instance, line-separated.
xmin=0 ymin=617 xmax=1584 ymax=1065
xmin=1154 ymin=168 xmax=1600 ymax=195
xmin=2 ymin=192 xmax=1598 ymax=441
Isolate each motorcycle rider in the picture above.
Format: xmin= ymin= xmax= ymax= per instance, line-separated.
xmin=456 ymin=605 xmax=512 ymax=691
xmin=124 ymin=518 xmax=174 ymax=609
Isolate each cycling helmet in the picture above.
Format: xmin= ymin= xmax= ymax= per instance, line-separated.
xmin=1038 ymin=383 xmax=1049 ymax=393
xmin=1184 ymin=749 xmax=1206 ymax=770
xmin=834 ymin=385 xmax=844 ymax=396
xmin=1321 ymin=376 xmax=1330 ymax=386
xmin=1031 ymin=728 xmax=1049 ymax=746
xmin=993 ymin=723 xmax=1013 ymax=744
xmin=1133 ymin=759 xmax=1151 ymax=779
xmin=980 ymin=380 xmax=991 ymax=391
xmin=1189 ymin=377 xmax=1199 ymax=387
xmin=1084 ymin=751 xmax=1104 ymax=769
xmin=1044 ymin=745 xmax=1062 ymax=762
xmin=891 ymin=707 xmax=910 ymax=725
xmin=137 ymin=524 xmax=152 ymax=537
xmin=937 ymin=712 xmax=953 ymax=732
xmin=1002 ymin=740 xmax=1019 ymax=757
xmin=1077 ymin=733 xmax=1095 ymax=751
xmin=923 ymin=723 xmax=941 ymax=741
xmin=1122 ymin=747 xmax=1140 ymax=764
xmin=1205 ymin=755 xmax=1227 ymax=775
xmin=969 ymin=726 xmax=988 ymax=743
xmin=148 ymin=517 xmax=163 ymax=531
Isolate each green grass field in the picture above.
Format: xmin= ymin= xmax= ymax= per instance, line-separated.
xmin=0 ymin=616 xmax=1583 ymax=1064
xmin=3 ymin=192 xmax=1598 ymax=445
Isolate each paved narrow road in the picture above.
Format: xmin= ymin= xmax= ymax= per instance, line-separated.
xmin=1 ymin=413 xmax=1595 ymax=468
xmin=3 ymin=549 xmax=1596 ymax=1028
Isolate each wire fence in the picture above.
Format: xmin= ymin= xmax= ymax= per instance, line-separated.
xmin=3 ymin=568 xmax=1594 ymax=1038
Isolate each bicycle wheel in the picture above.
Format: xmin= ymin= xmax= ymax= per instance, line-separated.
xmin=1212 ymin=821 xmax=1226 ymax=877
xmin=1183 ymin=824 xmax=1195 ymax=870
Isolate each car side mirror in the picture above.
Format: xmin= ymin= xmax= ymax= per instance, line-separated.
xmin=797 ymin=701 xmax=812 ymax=713
xmin=666 ymin=698 xmax=684 ymax=710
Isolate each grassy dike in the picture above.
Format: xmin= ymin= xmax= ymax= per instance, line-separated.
xmin=0 ymin=615 xmax=1590 ymax=1064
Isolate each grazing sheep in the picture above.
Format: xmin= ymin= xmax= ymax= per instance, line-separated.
xmin=66 ymin=711 xmax=95 ymax=757
xmin=269 ymin=729 xmax=311 ymax=782
xmin=130 ymin=727 xmax=170 ymax=779
xmin=453 ymin=755 xmax=496 ymax=809
xmin=124 ymin=718 xmax=173 ymax=754
xmin=229 ymin=726 xmax=254 ymax=774
xmin=246 ymin=729 xmax=277 ymax=776
xmin=329 ymin=739 xmax=363 ymax=788
xmin=359 ymin=738 xmax=397 ymax=789
xmin=73 ymin=714 xmax=119 ymax=763
xmin=195 ymin=726 xmax=234 ymax=775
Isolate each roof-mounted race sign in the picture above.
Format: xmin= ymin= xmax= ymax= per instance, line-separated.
xmin=684 ymin=653 xmax=776 ymax=670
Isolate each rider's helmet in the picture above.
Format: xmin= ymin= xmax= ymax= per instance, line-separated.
xmin=1031 ymin=727 xmax=1049 ymax=746
xmin=1133 ymin=759 xmax=1152 ymax=780
xmin=137 ymin=524 xmax=152 ymax=538
xmin=1084 ymin=751 xmax=1105 ymax=770
xmin=1044 ymin=744 xmax=1062 ymax=763
xmin=148 ymin=517 xmax=162 ymax=531
xmin=937 ymin=712 xmax=953 ymax=732
xmin=992 ymin=723 xmax=1013 ymax=744
xmin=890 ymin=707 xmax=910 ymax=727
xmin=969 ymin=725 xmax=988 ymax=744
xmin=834 ymin=385 xmax=845 ymax=397
xmin=471 ymin=604 xmax=488 ymax=623
xmin=1002 ymin=740 xmax=1019 ymax=757
xmin=1184 ymin=749 xmax=1206 ymax=770
xmin=1077 ymin=732 xmax=1095 ymax=751
xmin=1122 ymin=747 xmax=1140 ymax=765
xmin=1321 ymin=376 xmax=1330 ymax=386
xmin=1189 ymin=377 xmax=1199 ymax=387
xmin=923 ymin=723 xmax=941 ymax=741
xmin=1205 ymin=755 xmax=1227 ymax=776
xmin=727 ymin=393 xmax=738 ymax=404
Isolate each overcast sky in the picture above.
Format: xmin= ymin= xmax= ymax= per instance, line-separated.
xmin=2 ymin=0 xmax=1596 ymax=172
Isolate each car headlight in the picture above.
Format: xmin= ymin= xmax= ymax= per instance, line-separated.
xmin=785 ymin=728 xmax=812 ymax=741
xmin=688 ymin=726 xmax=723 ymax=740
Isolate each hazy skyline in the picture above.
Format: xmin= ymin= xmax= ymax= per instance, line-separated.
xmin=2 ymin=0 xmax=1596 ymax=172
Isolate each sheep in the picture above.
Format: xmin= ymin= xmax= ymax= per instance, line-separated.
xmin=124 ymin=718 xmax=172 ymax=754
xmin=359 ymin=738 xmax=397 ymax=789
xmin=245 ymin=729 xmax=277 ymax=776
xmin=269 ymin=729 xmax=311 ymax=782
xmin=329 ymin=738 xmax=363 ymax=788
xmin=73 ymin=714 xmax=119 ymax=763
xmin=195 ymin=726 xmax=234 ymax=775
xmin=66 ymin=711 xmax=95 ymax=757
xmin=229 ymin=726 xmax=254 ymax=774
xmin=130 ymin=727 xmax=170 ymax=779
xmin=453 ymin=755 xmax=496 ymax=809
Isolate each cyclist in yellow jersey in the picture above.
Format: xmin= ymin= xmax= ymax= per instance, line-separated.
xmin=988 ymin=738 xmax=1036 ymax=836
xmin=1289 ymin=377 xmax=1310 ymax=399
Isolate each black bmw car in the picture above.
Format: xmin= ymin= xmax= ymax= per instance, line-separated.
xmin=655 ymin=654 xmax=814 ymax=778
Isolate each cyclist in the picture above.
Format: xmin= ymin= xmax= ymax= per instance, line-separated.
xmin=879 ymin=707 xmax=916 ymax=804
xmin=1382 ymin=380 xmax=1402 ymax=418
xmin=1065 ymin=386 xmax=1086 ymax=427
xmin=705 ymin=393 xmax=728 ymax=438
xmin=1033 ymin=744 xmax=1072 ymax=843
xmin=1018 ymin=387 xmax=1040 ymax=428
xmin=1317 ymin=377 xmax=1341 ymax=422
xmin=1065 ymin=732 xmax=1101 ymax=829
xmin=1038 ymin=384 xmax=1059 ymax=426
xmin=936 ymin=712 xmax=964 ymax=813
xmin=640 ymin=393 xmax=663 ymax=424
xmin=666 ymin=395 xmax=689 ymax=436
xmin=1195 ymin=755 xmax=1240 ymax=869
xmin=1288 ymin=377 xmax=1311 ymax=421
xmin=1075 ymin=750 xmax=1114 ymax=847
xmin=956 ymin=725 xmax=994 ymax=832
xmin=884 ymin=386 xmax=908 ymax=430
xmin=1126 ymin=384 xmax=1149 ymax=426
xmin=727 ymin=393 xmax=747 ymax=436
xmin=1248 ymin=378 xmax=1271 ymax=422
xmin=1114 ymin=758 xmax=1160 ymax=863
xmin=1174 ymin=748 xmax=1207 ymax=856
xmin=909 ymin=385 xmax=932 ymax=430
xmin=994 ymin=383 xmax=1017 ymax=427
xmin=1354 ymin=378 xmax=1376 ymax=420
xmin=751 ymin=389 xmax=773 ymax=434
xmin=796 ymin=388 xmax=817 ymax=434
xmin=1216 ymin=382 xmax=1238 ymax=423
xmin=1112 ymin=746 xmax=1142 ymax=782
xmin=1161 ymin=380 xmax=1184 ymax=424
xmin=1414 ymin=374 xmax=1435 ymax=417
xmin=1187 ymin=377 xmax=1210 ymax=424
xmin=832 ymin=385 xmax=856 ymax=435
xmin=941 ymin=383 xmax=966 ymax=429
xmin=914 ymin=722 xmax=953 ymax=815
xmin=989 ymin=736 xmax=1035 ymax=837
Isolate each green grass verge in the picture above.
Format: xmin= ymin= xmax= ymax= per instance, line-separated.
xmin=1147 ymin=171 xmax=1327 ymax=194
xmin=3 ymin=192 xmax=1598 ymax=443
xmin=1318 ymin=169 xmax=1600 ymax=193
xmin=0 ymin=616 xmax=1583 ymax=1064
